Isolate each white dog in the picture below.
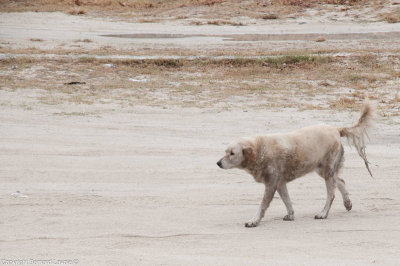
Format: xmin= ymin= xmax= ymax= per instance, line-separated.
xmin=217 ymin=101 xmax=374 ymax=227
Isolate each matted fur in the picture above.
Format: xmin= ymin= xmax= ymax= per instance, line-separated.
xmin=217 ymin=101 xmax=374 ymax=227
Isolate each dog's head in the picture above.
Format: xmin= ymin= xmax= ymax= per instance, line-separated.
xmin=217 ymin=140 xmax=255 ymax=170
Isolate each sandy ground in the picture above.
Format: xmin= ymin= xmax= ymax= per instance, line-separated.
xmin=1 ymin=11 xmax=400 ymax=266
xmin=1 ymin=12 xmax=400 ymax=53
xmin=1 ymin=96 xmax=400 ymax=265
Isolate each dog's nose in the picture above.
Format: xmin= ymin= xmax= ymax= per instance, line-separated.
xmin=217 ymin=160 xmax=222 ymax=168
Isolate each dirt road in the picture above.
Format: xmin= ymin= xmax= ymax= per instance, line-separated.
xmin=1 ymin=92 xmax=400 ymax=265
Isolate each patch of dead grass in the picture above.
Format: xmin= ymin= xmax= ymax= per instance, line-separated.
xmin=1 ymin=52 xmax=398 ymax=114
xmin=75 ymin=55 xmax=334 ymax=70
xmin=262 ymin=14 xmax=279 ymax=20
xmin=279 ymin=0 xmax=365 ymax=6
xmin=206 ymin=20 xmax=245 ymax=26
xmin=3 ymin=45 xmax=399 ymax=59
xmin=67 ymin=8 xmax=86 ymax=15
xmin=315 ymin=37 xmax=326 ymax=42
xmin=0 ymin=0 xmax=384 ymax=22
xmin=74 ymin=39 xmax=93 ymax=43
xmin=299 ymin=103 xmax=324 ymax=111
xmin=0 ymin=57 xmax=36 ymax=65
xmin=329 ymin=96 xmax=360 ymax=110
xmin=380 ymin=7 xmax=400 ymax=23
xmin=345 ymin=73 xmax=377 ymax=83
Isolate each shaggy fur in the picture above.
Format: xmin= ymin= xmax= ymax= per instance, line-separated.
xmin=217 ymin=101 xmax=374 ymax=227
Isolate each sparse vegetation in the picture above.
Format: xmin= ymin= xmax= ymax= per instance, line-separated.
xmin=383 ymin=13 xmax=400 ymax=23
xmin=380 ymin=7 xmax=400 ymax=23
xmin=0 ymin=0 xmax=385 ymax=22
xmin=0 ymin=57 xmax=36 ymax=65
xmin=76 ymin=55 xmax=333 ymax=69
xmin=262 ymin=55 xmax=333 ymax=67
xmin=262 ymin=14 xmax=279 ymax=20
xmin=329 ymin=96 xmax=359 ymax=110
xmin=74 ymin=39 xmax=93 ymax=43
xmin=137 ymin=18 xmax=157 ymax=23
xmin=68 ymin=8 xmax=86 ymax=15
xmin=1 ymin=53 xmax=398 ymax=114
xmin=206 ymin=20 xmax=244 ymax=26
xmin=280 ymin=0 xmax=364 ymax=7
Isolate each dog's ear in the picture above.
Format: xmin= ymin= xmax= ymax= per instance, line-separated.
xmin=242 ymin=146 xmax=255 ymax=164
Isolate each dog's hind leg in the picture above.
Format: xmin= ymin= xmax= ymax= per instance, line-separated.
xmin=277 ymin=182 xmax=295 ymax=221
xmin=315 ymin=144 xmax=346 ymax=219
xmin=332 ymin=145 xmax=352 ymax=211
xmin=336 ymin=177 xmax=352 ymax=211
xmin=315 ymin=177 xmax=336 ymax=219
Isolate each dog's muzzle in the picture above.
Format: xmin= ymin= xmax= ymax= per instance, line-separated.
xmin=217 ymin=160 xmax=223 ymax=168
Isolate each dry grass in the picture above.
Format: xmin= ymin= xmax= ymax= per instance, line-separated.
xmin=299 ymin=103 xmax=324 ymax=111
xmin=1 ymin=52 xmax=398 ymax=113
xmin=76 ymin=54 xmax=333 ymax=69
xmin=190 ymin=20 xmax=245 ymax=26
xmin=379 ymin=7 xmax=400 ymax=23
xmin=0 ymin=0 xmax=229 ymax=13
xmin=278 ymin=0 xmax=365 ymax=6
xmin=0 ymin=0 xmax=384 ymax=21
xmin=206 ymin=20 xmax=244 ymax=26
xmin=0 ymin=0 xmax=371 ymax=11
xmin=262 ymin=14 xmax=279 ymax=20
xmin=29 ymin=38 xmax=43 ymax=42
xmin=74 ymin=39 xmax=93 ymax=43
xmin=137 ymin=18 xmax=161 ymax=23
xmin=329 ymin=96 xmax=360 ymax=110
xmin=3 ymin=44 xmax=399 ymax=59
xmin=0 ymin=57 xmax=36 ymax=65
xmin=67 ymin=8 xmax=86 ymax=15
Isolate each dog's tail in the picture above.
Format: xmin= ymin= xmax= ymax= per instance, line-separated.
xmin=338 ymin=100 xmax=375 ymax=177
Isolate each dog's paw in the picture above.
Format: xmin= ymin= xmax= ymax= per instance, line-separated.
xmin=244 ymin=220 xmax=260 ymax=227
xmin=344 ymin=200 xmax=352 ymax=211
xmin=283 ymin=214 xmax=295 ymax=221
xmin=314 ymin=214 xmax=328 ymax=219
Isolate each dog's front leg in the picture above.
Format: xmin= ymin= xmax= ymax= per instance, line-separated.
xmin=245 ymin=181 xmax=277 ymax=227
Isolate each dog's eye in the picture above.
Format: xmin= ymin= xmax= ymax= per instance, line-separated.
xmin=230 ymin=151 xmax=235 ymax=156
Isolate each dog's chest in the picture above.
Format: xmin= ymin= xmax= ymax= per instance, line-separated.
xmin=253 ymin=173 xmax=264 ymax=183
xmin=246 ymin=167 xmax=268 ymax=183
